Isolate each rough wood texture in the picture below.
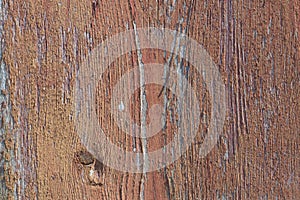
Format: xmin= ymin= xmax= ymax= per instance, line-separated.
xmin=1 ymin=0 xmax=299 ymax=199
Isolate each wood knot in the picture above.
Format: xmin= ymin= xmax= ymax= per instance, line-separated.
xmin=88 ymin=159 xmax=104 ymax=186
xmin=76 ymin=150 xmax=94 ymax=165
xmin=75 ymin=150 xmax=104 ymax=186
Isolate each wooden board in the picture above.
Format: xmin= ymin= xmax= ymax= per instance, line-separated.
xmin=1 ymin=0 xmax=299 ymax=199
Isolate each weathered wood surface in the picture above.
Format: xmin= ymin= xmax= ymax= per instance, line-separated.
xmin=1 ymin=0 xmax=299 ymax=199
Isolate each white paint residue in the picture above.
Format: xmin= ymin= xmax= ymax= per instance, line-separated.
xmin=89 ymin=169 xmax=94 ymax=177
xmin=118 ymin=101 xmax=125 ymax=111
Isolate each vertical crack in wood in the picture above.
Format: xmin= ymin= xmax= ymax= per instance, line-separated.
xmin=161 ymin=1 xmax=194 ymax=197
xmin=133 ymin=22 xmax=148 ymax=200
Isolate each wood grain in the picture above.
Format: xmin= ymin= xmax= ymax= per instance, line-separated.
xmin=1 ymin=0 xmax=299 ymax=199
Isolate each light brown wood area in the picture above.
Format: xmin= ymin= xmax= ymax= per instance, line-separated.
xmin=0 ymin=0 xmax=299 ymax=199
